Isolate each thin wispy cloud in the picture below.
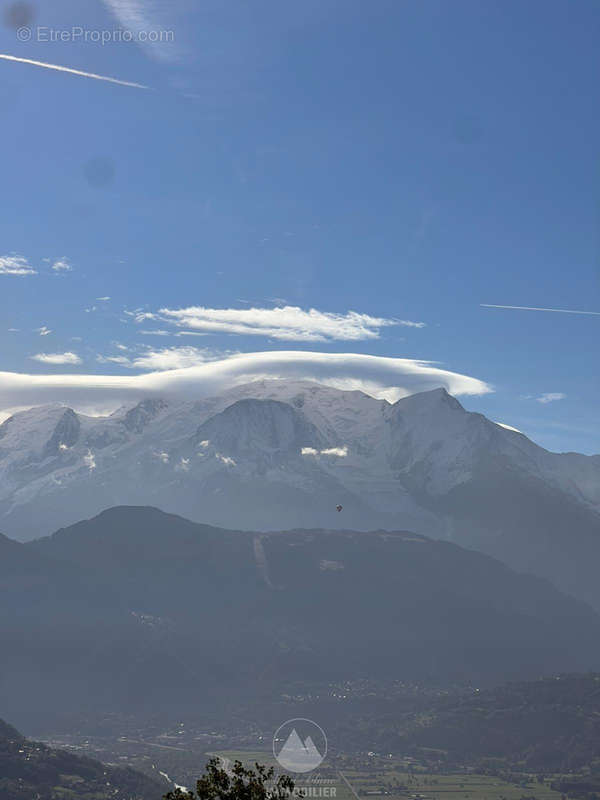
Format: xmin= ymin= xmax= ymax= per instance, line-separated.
xmin=102 ymin=0 xmax=178 ymax=62
xmin=52 ymin=258 xmax=73 ymax=272
xmin=537 ymin=392 xmax=566 ymax=404
xmin=98 ymin=346 xmax=214 ymax=371
xmin=0 ymin=254 xmax=36 ymax=276
xmin=129 ymin=347 xmax=215 ymax=370
xmin=0 ymin=350 xmax=491 ymax=417
xmin=137 ymin=305 xmax=425 ymax=342
xmin=481 ymin=304 xmax=600 ymax=316
xmin=30 ymin=352 xmax=82 ymax=365
xmin=96 ymin=355 xmax=131 ymax=367
xmin=103 ymin=0 xmax=151 ymax=32
xmin=0 ymin=54 xmax=148 ymax=89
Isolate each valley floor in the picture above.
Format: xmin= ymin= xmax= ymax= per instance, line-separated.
xmin=35 ymin=726 xmax=580 ymax=800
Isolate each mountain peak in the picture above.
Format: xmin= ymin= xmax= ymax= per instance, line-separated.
xmin=122 ymin=398 xmax=169 ymax=433
xmin=43 ymin=407 xmax=81 ymax=457
xmin=394 ymin=386 xmax=465 ymax=413
xmin=194 ymin=397 xmax=325 ymax=455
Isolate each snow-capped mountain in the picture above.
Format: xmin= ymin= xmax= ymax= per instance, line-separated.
xmin=1 ymin=380 xmax=599 ymax=608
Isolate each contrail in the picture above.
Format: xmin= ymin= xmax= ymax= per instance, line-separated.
xmin=481 ymin=304 xmax=600 ymax=316
xmin=0 ymin=53 xmax=148 ymax=89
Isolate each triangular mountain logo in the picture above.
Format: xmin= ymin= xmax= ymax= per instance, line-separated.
xmin=275 ymin=726 xmax=325 ymax=772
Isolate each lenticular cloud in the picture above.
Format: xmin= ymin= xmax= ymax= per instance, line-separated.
xmin=0 ymin=350 xmax=492 ymax=418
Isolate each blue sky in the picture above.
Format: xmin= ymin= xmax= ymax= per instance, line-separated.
xmin=0 ymin=0 xmax=598 ymax=453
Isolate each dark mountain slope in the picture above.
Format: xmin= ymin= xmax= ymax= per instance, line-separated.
xmin=397 ymin=673 xmax=600 ymax=772
xmin=1 ymin=505 xmax=596 ymax=728
xmin=0 ymin=716 xmax=164 ymax=799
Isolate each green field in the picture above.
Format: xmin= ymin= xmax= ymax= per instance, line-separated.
xmin=210 ymin=751 xmax=565 ymax=800
xmin=340 ymin=769 xmax=563 ymax=800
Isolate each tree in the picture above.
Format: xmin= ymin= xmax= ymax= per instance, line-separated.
xmin=163 ymin=757 xmax=299 ymax=800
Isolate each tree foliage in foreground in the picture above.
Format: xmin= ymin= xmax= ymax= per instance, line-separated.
xmin=163 ymin=757 xmax=298 ymax=800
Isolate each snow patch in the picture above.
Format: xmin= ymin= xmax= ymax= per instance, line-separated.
xmin=83 ymin=449 xmax=96 ymax=471
xmin=302 ymin=445 xmax=348 ymax=457
xmin=494 ymin=421 xmax=522 ymax=433
xmin=321 ymin=446 xmax=348 ymax=457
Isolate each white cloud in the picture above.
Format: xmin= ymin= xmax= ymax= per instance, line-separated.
xmin=0 ymin=350 xmax=491 ymax=417
xmin=301 ymin=447 xmax=319 ymax=456
xmin=83 ymin=449 xmax=96 ymax=471
xmin=36 ymin=326 xmax=52 ymax=336
xmin=97 ymin=296 xmax=111 ymax=301
xmin=136 ymin=305 xmax=425 ymax=342
xmin=30 ymin=352 xmax=82 ymax=365
xmin=537 ymin=392 xmax=566 ymax=404
xmin=52 ymin=257 xmax=72 ymax=272
xmin=0 ymin=254 xmax=37 ymax=276
xmin=128 ymin=346 xmax=212 ymax=370
xmin=97 ymin=346 xmax=213 ymax=371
